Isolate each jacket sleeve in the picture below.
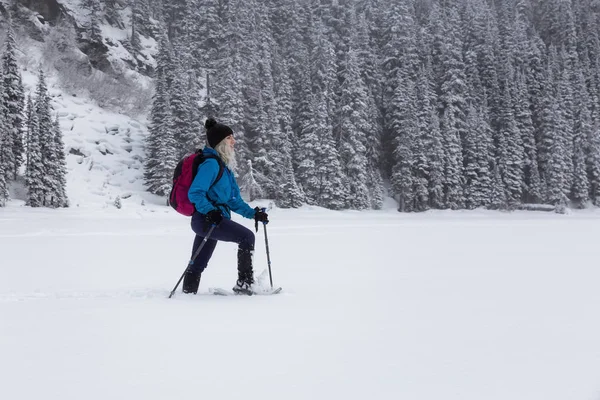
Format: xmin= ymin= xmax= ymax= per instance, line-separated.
xmin=188 ymin=159 xmax=219 ymax=215
xmin=228 ymin=177 xmax=256 ymax=219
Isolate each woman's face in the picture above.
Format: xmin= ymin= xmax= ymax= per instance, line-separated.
xmin=225 ymin=135 xmax=235 ymax=148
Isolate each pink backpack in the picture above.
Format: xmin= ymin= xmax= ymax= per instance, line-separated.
xmin=169 ymin=152 xmax=224 ymax=216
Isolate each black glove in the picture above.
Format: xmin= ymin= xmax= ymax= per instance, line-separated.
xmin=205 ymin=209 xmax=223 ymax=228
xmin=254 ymin=207 xmax=269 ymax=231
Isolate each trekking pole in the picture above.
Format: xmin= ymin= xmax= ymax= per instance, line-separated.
xmin=261 ymin=208 xmax=274 ymax=288
xmin=168 ymin=225 xmax=216 ymax=298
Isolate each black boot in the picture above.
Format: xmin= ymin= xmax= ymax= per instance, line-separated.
xmin=232 ymin=248 xmax=254 ymax=295
xmin=182 ymin=269 xmax=201 ymax=294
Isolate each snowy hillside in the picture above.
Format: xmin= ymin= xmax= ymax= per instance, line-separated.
xmin=4 ymin=0 xmax=163 ymax=209
xmin=9 ymin=67 xmax=158 ymax=209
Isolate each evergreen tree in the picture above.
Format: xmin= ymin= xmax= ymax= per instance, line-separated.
xmin=163 ymin=0 xmax=189 ymax=41
xmin=542 ymin=50 xmax=570 ymax=206
xmin=0 ymin=96 xmax=8 ymax=206
xmin=337 ymin=48 xmax=370 ymax=210
xmin=415 ymin=62 xmax=444 ymax=209
xmin=526 ymin=32 xmax=548 ymax=194
xmin=489 ymin=161 xmax=508 ymax=210
xmin=515 ymin=70 xmax=542 ymax=203
xmin=81 ymin=0 xmax=103 ymax=42
xmin=144 ymin=36 xmax=178 ymax=196
xmin=464 ymin=103 xmax=493 ymax=209
xmin=381 ymin=0 xmax=419 ymax=177
xmin=104 ymin=0 xmax=124 ymax=30
xmin=438 ymin=6 xmax=467 ymax=209
xmin=239 ymin=160 xmax=264 ymax=201
xmin=272 ymin=51 xmax=304 ymax=207
xmin=278 ymin=157 xmax=305 ymax=208
xmin=130 ymin=0 xmax=151 ymax=49
xmin=588 ymin=121 xmax=600 ymax=206
xmin=390 ymin=69 xmax=416 ymax=212
xmin=24 ymin=95 xmax=34 ymax=172
xmin=170 ymin=50 xmax=200 ymax=158
xmin=571 ymin=69 xmax=591 ymax=207
xmin=33 ymin=70 xmax=59 ymax=207
xmin=296 ymin=92 xmax=323 ymax=206
xmin=49 ymin=116 xmax=68 ymax=207
xmin=496 ymin=77 xmax=525 ymax=209
xmin=25 ymin=81 xmax=43 ymax=206
xmin=214 ymin=46 xmax=248 ymax=169
xmin=312 ymin=93 xmax=346 ymax=209
xmin=556 ymin=53 xmax=575 ymax=197
xmin=1 ymin=20 xmax=25 ymax=180
xmin=0 ymin=91 xmax=11 ymax=206
xmin=0 ymin=159 xmax=7 ymax=207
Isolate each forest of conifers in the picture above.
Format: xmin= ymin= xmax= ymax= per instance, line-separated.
xmin=141 ymin=0 xmax=600 ymax=212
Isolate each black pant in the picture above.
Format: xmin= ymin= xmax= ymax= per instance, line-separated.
xmin=188 ymin=212 xmax=255 ymax=274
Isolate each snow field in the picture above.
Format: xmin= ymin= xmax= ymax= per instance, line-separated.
xmin=1 ymin=206 xmax=600 ymax=400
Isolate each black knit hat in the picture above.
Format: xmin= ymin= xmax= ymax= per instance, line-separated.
xmin=205 ymin=118 xmax=233 ymax=148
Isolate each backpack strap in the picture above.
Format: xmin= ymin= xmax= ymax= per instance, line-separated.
xmin=202 ymin=154 xmax=225 ymax=189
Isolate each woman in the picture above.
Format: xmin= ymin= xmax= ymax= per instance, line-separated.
xmin=183 ymin=118 xmax=269 ymax=295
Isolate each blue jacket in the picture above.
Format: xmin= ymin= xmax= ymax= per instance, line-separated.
xmin=188 ymin=147 xmax=256 ymax=220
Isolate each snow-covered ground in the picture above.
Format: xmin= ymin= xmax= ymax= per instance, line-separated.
xmin=1 ymin=205 xmax=600 ymax=400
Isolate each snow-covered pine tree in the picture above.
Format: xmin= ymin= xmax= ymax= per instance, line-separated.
xmin=272 ymin=52 xmax=305 ymax=208
xmin=24 ymin=95 xmax=34 ymax=171
xmin=0 ymin=93 xmax=8 ymax=206
xmin=438 ymin=6 xmax=467 ymax=209
xmin=472 ymin=2 xmax=502 ymax=137
xmin=104 ymin=0 xmax=124 ymax=30
xmin=195 ymin=0 xmax=222 ymax=74
xmin=278 ymin=158 xmax=305 ymax=208
xmin=144 ymin=36 xmax=178 ymax=196
xmin=130 ymin=0 xmax=151 ymax=49
xmin=578 ymin=3 xmax=600 ymax=120
xmin=312 ymin=93 xmax=346 ymax=210
xmin=381 ymin=0 xmax=419 ymax=178
xmin=542 ymin=48 xmax=570 ymax=207
xmin=214 ymin=49 xmax=248 ymax=170
xmin=414 ymin=63 xmax=440 ymax=210
xmin=235 ymin=0 xmax=263 ymax=158
xmin=33 ymin=69 xmax=59 ymax=207
xmin=295 ymin=90 xmax=323 ymax=206
xmin=526 ymin=31 xmax=548 ymax=194
xmin=0 ymin=88 xmax=10 ymax=207
xmin=496 ymin=77 xmax=524 ymax=209
xmin=0 ymin=84 xmax=14 ymax=195
xmin=169 ymin=50 xmax=199 ymax=159
xmin=427 ymin=109 xmax=445 ymax=210
xmin=571 ymin=68 xmax=591 ymax=207
xmin=588 ymin=119 xmax=600 ymax=206
xmin=336 ymin=48 xmax=370 ymax=210
xmin=0 ymin=159 xmax=7 ymax=207
xmin=489 ymin=161 xmax=507 ymax=210
xmin=556 ymin=52 xmax=575 ymax=198
xmin=49 ymin=115 xmax=68 ymax=207
xmin=1 ymin=19 xmax=25 ymax=180
xmin=310 ymin=27 xmax=338 ymax=138
xmin=515 ymin=70 xmax=542 ymax=204
xmin=464 ymin=104 xmax=490 ymax=209
xmin=353 ymin=11 xmax=384 ymax=209
xmin=25 ymin=86 xmax=43 ymax=207
xmin=474 ymin=100 xmax=495 ymax=209
xmin=249 ymin=5 xmax=284 ymax=200
xmin=390 ymin=68 xmax=416 ymax=212
xmin=239 ymin=160 xmax=263 ymax=202
xmin=81 ymin=0 xmax=103 ymax=43
xmin=163 ymin=0 xmax=189 ymax=41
